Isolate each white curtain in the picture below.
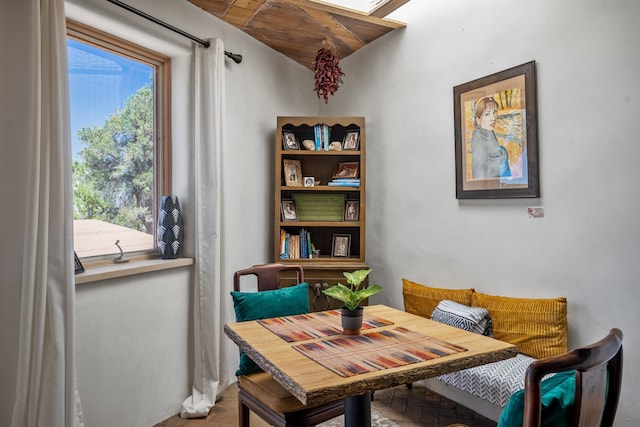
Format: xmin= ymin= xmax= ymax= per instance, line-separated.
xmin=181 ymin=39 xmax=231 ymax=418
xmin=11 ymin=0 xmax=84 ymax=426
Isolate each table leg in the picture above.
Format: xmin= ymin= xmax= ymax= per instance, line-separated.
xmin=344 ymin=393 xmax=371 ymax=427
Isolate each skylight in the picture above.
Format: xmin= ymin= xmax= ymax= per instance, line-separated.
xmin=324 ymin=0 xmax=389 ymax=13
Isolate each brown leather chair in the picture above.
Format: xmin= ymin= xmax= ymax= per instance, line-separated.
xmin=522 ymin=328 xmax=623 ymax=427
xmin=233 ymin=263 xmax=345 ymax=427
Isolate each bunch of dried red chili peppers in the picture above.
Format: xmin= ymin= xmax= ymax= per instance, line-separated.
xmin=312 ymin=46 xmax=344 ymax=103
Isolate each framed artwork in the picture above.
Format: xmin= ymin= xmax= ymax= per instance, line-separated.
xmin=283 ymin=159 xmax=303 ymax=187
xmin=282 ymin=131 xmax=300 ymax=150
xmin=454 ymin=61 xmax=539 ymax=199
xmin=74 ymin=252 xmax=85 ymax=274
xmin=331 ymin=234 xmax=351 ymax=258
xmin=304 ymin=176 xmax=315 ymax=187
xmin=342 ymin=131 xmax=360 ymax=150
xmin=281 ymin=200 xmax=298 ymax=221
xmin=344 ymin=200 xmax=359 ymax=221
xmin=332 ymin=162 xmax=359 ymax=179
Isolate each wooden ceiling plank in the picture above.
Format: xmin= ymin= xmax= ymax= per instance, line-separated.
xmin=301 ymin=7 xmax=364 ymax=51
xmin=226 ymin=0 xmax=267 ymax=28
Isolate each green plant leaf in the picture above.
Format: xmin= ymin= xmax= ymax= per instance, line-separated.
xmin=321 ymin=283 xmax=354 ymax=302
xmin=322 ymin=272 xmax=383 ymax=311
xmin=343 ymin=269 xmax=371 ymax=287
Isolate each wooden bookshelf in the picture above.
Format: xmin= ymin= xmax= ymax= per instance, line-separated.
xmin=274 ymin=116 xmax=368 ymax=310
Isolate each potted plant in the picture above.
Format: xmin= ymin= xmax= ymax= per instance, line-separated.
xmin=322 ymin=269 xmax=383 ymax=335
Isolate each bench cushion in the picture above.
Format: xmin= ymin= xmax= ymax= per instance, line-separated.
xmin=471 ymin=293 xmax=568 ymax=359
xmin=402 ymin=278 xmax=474 ymax=319
xmin=437 ymin=353 xmax=537 ymax=408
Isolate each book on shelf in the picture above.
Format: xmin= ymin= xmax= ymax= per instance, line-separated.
xmin=328 ymin=178 xmax=360 ymax=187
xmin=279 ymin=228 xmax=314 ymax=259
xmin=313 ymin=124 xmax=330 ymax=151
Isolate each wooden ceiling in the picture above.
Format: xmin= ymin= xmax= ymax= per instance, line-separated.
xmin=186 ymin=0 xmax=408 ymax=70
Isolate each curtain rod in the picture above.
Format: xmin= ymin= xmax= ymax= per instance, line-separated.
xmin=105 ymin=0 xmax=242 ymax=64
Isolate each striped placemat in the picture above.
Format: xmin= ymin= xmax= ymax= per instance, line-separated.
xmin=257 ymin=309 xmax=393 ymax=342
xmin=293 ymin=327 xmax=467 ymax=377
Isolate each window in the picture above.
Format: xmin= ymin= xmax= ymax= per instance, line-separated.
xmin=67 ymin=21 xmax=171 ymax=261
xmin=322 ymin=0 xmax=396 ymax=13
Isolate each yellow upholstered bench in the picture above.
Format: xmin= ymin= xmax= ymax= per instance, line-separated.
xmin=402 ymin=278 xmax=568 ymax=422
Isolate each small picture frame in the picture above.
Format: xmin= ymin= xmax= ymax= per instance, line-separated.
xmin=331 ymin=234 xmax=351 ymax=258
xmin=74 ymin=252 xmax=85 ymax=274
xmin=344 ymin=200 xmax=359 ymax=221
xmin=282 ymin=131 xmax=300 ymax=150
xmin=342 ymin=131 xmax=360 ymax=150
xmin=303 ymin=176 xmax=315 ymax=187
xmin=332 ymin=162 xmax=359 ymax=179
xmin=283 ymin=159 xmax=303 ymax=187
xmin=281 ymin=200 xmax=298 ymax=221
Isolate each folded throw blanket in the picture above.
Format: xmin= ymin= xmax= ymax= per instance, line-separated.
xmin=431 ymin=299 xmax=493 ymax=336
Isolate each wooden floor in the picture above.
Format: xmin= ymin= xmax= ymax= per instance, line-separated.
xmin=154 ymin=382 xmax=497 ymax=427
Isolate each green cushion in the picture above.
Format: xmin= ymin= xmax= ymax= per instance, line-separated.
xmin=231 ymin=282 xmax=310 ymax=375
xmin=498 ymin=370 xmax=575 ymax=427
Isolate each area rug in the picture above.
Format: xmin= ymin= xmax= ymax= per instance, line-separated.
xmin=318 ymin=410 xmax=399 ymax=427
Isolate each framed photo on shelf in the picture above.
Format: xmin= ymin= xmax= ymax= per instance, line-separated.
xmin=332 ymin=162 xmax=359 ymax=179
xmin=331 ymin=234 xmax=351 ymax=258
xmin=303 ymin=176 xmax=315 ymax=187
xmin=74 ymin=252 xmax=84 ymax=274
xmin=454 ymin=60 xmax=539 ymax=199
xmin=282 ymin=131 xmax=300 ymax=150
xmin=283 ymin=159 xmax=303 ymax=187
xmin=281 ymin=200 xmax=298 ymax=221
xmin=342 ymin=131 xmax=360 ymax=150
xmin=344 ymin=200 xmax=359 ymax=221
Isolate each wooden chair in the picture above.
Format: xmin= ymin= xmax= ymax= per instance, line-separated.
xmin=522 ymin=328 xmax=623 ymax=427
xmin=233 ymin=263 xmax=345 ymax=427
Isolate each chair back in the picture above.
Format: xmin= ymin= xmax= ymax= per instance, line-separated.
xmin=233 ymin=263 xmax=304 ymax=292
xmin=522 ymin=328 xmax=623 ymax=427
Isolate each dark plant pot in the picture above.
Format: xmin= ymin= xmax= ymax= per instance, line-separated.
xmin=341 ymin=306 xmax=364 ymax=335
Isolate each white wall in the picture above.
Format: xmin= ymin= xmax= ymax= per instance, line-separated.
xmin=75 ymin=268 xmax=193 ymax=425
xmin=325 ymin=0 xmax=640 ymax=424
xmin=1 ymin=0 xmax=318 ymax=426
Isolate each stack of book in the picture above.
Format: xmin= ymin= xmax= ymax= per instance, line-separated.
xmin=313 ymin=124 xmax=331 ymax=151
xmin=328 ymin=178 xmax=360 ymax=187
xmin=280 ymin=228 xmax=316 ymax=259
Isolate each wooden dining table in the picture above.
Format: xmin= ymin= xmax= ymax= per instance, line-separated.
xmin=224 ymin=304 xmax=517 ymax=427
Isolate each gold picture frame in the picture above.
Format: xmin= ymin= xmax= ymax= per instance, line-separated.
xmin=283 ymin=159 xmax=303 ymax=187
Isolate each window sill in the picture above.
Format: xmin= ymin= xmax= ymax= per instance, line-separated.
xmin=75 ymin=257 xmax=194 ymax=285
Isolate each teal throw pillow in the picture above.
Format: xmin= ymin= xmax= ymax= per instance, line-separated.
xmin=498 ymin=370 xmax=575 ymax=427
xmin=231 ymin=282 xmax=310 ymax=376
